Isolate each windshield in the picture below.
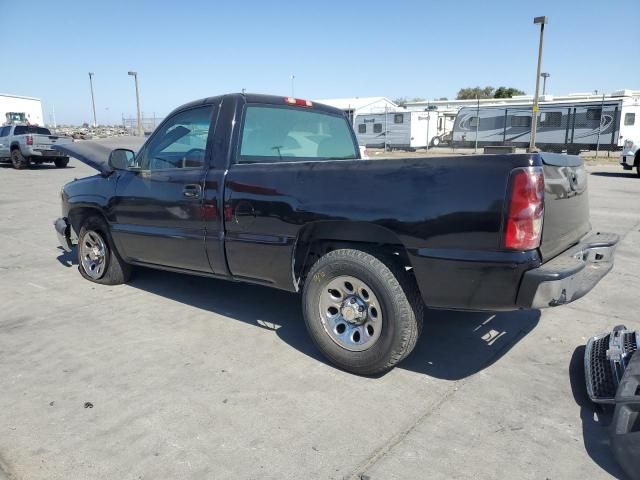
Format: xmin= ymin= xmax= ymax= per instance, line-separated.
xmin=13 ymin=126 xmax=51 ymax=136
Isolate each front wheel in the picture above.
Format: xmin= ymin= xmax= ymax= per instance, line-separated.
xmin=302 ymin=249 xmax=423 ymax=375
xmin=54 ymin=157 xmax=69 ymax=168
xmin=77 ymin=216 xmax=132 ymax=285
xmin=431 ymin=136 xmax=440 ymax=147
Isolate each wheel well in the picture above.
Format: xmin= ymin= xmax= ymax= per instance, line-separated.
xmin=292 ymin=221 xmax=413 ymax=290
xmin=635 ymin=150 xmax=640 ymax=166
xmin=68 ymin=207 xmax=108 ymax=235
xmin=10 ymin=143 xmax=20 ymax=151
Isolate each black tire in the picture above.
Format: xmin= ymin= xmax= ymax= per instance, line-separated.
xmin=54 ymin=157 xmax=69 ymax=168
xmin=10 ymin=149 xmax=30 ymax=169
xmin=302 ymin=249 xmax=423 ymax=375
xmin=636 ymin=161 xmax=640 ymax=178
xmin=77 ymin=216 xmax=132 ymax=285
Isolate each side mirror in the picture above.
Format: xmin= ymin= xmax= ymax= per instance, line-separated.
xmin=108 ymin=149 xmax=135 ymax=170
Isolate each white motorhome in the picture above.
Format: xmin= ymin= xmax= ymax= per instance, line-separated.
xmin=0 ymin=93 xmax=44 ymax=126
xmin=451 ymin=90 xmax=640 ymax=154
xmin=354 ymin=110 xmax=455 ymax=150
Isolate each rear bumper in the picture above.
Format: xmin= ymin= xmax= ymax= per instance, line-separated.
xmin=54 ymin=217 xmax=75 ymax=252
xmin=516 ymin=232 xmax=619 ymax=309
xmin=409 ymin=231 xmax=618 ymax=311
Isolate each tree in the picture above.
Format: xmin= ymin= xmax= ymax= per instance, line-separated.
xmin=436 ymin=97 xmax=448 ymax=101
xmin=493 ymin=86 xmax=525 ymax=98
xmin=393 ymin=97 xmax=408 ymax=107
xmin=456 ymin=86 xmax=495 ymax=100
xmin=410 ymin=97 xmax=426 ymax=102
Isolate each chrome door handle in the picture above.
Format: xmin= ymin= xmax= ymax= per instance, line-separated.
xmin=183 ymin=184 xmax=201 ymax=198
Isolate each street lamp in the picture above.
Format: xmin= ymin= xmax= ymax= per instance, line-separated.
xmin=128 ymin=71 xmax=143 ymax=136
xmin=541 ymin=72 xmax=550 ymax=95
xmin=88 ymin=72 xmax=97 ymax=128
xmin=529 ymin=15 xmax=547 ymax=153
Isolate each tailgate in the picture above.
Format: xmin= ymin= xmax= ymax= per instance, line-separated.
xmin=539 ymin=153 xmax=590 ymax=261
xmin=32 ymin=134 xmax=69 ymax=148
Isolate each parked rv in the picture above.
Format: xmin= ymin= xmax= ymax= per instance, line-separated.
xmin=452 ymin=94 xmax=640 ymax=153
xmin=354 ymin=110 xmax=454 ymax=150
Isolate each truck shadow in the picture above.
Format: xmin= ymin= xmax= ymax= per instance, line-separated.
xmin=568 ymin=346 xmax=627 ymax=480
xmin=590 ymin=171 xmax=636 ymax=179
xmin=123 ymin=266 xmax=539 ymax=380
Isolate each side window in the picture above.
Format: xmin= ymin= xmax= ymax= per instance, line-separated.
xmin=358 ymin=124 xmax=366 ymax=134
xmin=139 ymin=106 xmax=213 ymax=170
xmin=587 ymin=108 xmax=602 ymax=121
xmin=624 ymin=113 xmax=635 ymax=126
xmin=373 ymin=123 xmax=382 ymax=133
xmin=539 ymin=111 xmax=562 ymax=127
xmin=394 ymin=114 xmax=403 ymax=124
xmin=511 ymin=115 xmax=531 ymax=128
xmin=0 ymin=127 xmax=7 ymax=137
xmin=469 ymin=116 xmax=479 ymax=128
xmin=238 ymin=105 xmax=357 ymax=163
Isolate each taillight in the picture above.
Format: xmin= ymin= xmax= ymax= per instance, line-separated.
xmin=284 ymin=97 xmax=313 ymax=107
xmin=26 ymin=135 xmax=33 ymax=145
xmin=504 ymin=167 xmax=544 ymax=251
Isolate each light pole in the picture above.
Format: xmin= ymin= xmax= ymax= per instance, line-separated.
xmin=529 ymin=16 xmax=547 ymax=153
xmin=541 ymin=72 xmax=550 ymax=96
xmin=290 ymin=74 xmax=295 ymax=97
xmin=88 ymin=72 xmax=97 ymax=128
xmin=128 ymin=71 xmax=143 ymax=136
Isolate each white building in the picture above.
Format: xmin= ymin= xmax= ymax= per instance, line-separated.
xmin=0 ymin=93 xmax=44 ymax=126
xmin=313 ymin=97 xmax=398 ymax=122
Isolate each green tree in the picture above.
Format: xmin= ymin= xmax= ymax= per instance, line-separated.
xmin=456 ymin=86 xmax=495 ymax=100
xmin=493 ymin=86 xmax=525 ymax=98
xmin=410 ymin=97 xmax=426 ymax=102
xmin=393 ymin=97 xmax=408 ymax=106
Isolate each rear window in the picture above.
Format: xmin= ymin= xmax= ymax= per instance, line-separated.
xmin=13 ymin=126 xmax=51 ymax=136
xmin=239 ymin=106 xmax=357 ymax=163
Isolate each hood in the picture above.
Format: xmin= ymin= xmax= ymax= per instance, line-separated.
xmin=53 ymin=137 xmax=146 ymax=174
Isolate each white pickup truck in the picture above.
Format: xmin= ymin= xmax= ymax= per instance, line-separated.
xmin=0 ymin=124 xmax=72 ymax=169
xmin=620 ymin=139 xmax=640 ymax=176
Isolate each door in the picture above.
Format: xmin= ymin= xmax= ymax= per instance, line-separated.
xmin=0 ymin=126 xmax=10 ymax=157
xmin=110 ymin=105 xmax=215 ymax=272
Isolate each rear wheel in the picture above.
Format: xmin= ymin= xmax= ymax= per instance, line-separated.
xmin=77 ymin=216 xmax=131 ymax=285
xmin=54 ymin=157 xmax=69 ymax=168
xmin=302 ymin=249 xmax=423 ymax=375
xmin=10 ymin=149 xmax=30 ymax=169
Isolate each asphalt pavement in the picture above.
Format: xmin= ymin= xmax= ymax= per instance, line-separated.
xmin=0 ymin=158 xmax=638 ymax=480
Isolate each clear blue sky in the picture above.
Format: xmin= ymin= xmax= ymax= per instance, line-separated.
xmin=2 ymin=0 xmax=638 ymax=125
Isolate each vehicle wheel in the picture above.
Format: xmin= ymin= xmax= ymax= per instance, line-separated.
xmin=431 ymin=137 xmax=440 ymax=147
xmin=302 ymin=249 xmax=423 ymax=375
xmin=77 ymin=216 xmax=131 ymax=285
xmin=10 ymin=149 xmax=30 ymax=169
xmin=636 ymin=161 xmax=640 ymax=178
xmin=54 ymin=157 xmax=69 ymax=168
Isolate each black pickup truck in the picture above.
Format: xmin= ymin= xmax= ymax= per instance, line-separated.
xmin=54 ymin=93 xmax=618 ymax=374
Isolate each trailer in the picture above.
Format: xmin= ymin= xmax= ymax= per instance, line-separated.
xmin=354 ymin=110 xmax=454 ymax=150
xmin=452 ymin=92 xmax=640 ymax=153
xmin=0 ymin=93 xmax=44 ymax=126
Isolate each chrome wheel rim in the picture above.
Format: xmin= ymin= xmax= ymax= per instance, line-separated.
xmin=80 ymin=230 xmax=107 ymax=279
xmin=318 ymin=275 xmax=383 ymax=352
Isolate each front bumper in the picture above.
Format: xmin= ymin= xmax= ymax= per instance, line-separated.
xmin=620 ymin=153 xmax=635 ymax=169
xmin=54 ymin=217 xmax=75 ymax=252
xmin=516 ymin=232 xmax=619 ymax=309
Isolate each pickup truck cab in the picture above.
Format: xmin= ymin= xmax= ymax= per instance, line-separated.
xmin=0 ymin=124 xmax=72 ymax=169
xmin=54 ymin=93 xmax=618 ymax=375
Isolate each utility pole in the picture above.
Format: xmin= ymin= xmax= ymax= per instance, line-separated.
xmin=88 ymin=72 xmax=97 ymax=127
xmin=595 ymin=93 xmax=606 ymax=159
xmin=529 ymin=16 xmax=548 ymax=152
xmin=290 ymin=74 xmax=295 ymax=97
xmin=541 ymin=72 xmax=550 ymax=96
xmin=52 ymin=103 xmax=57 ymax=129
xmin=474 ymin=95 xmax=480 ymax=153
xmin=128 ymin=71 xmax=143 ymax=136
